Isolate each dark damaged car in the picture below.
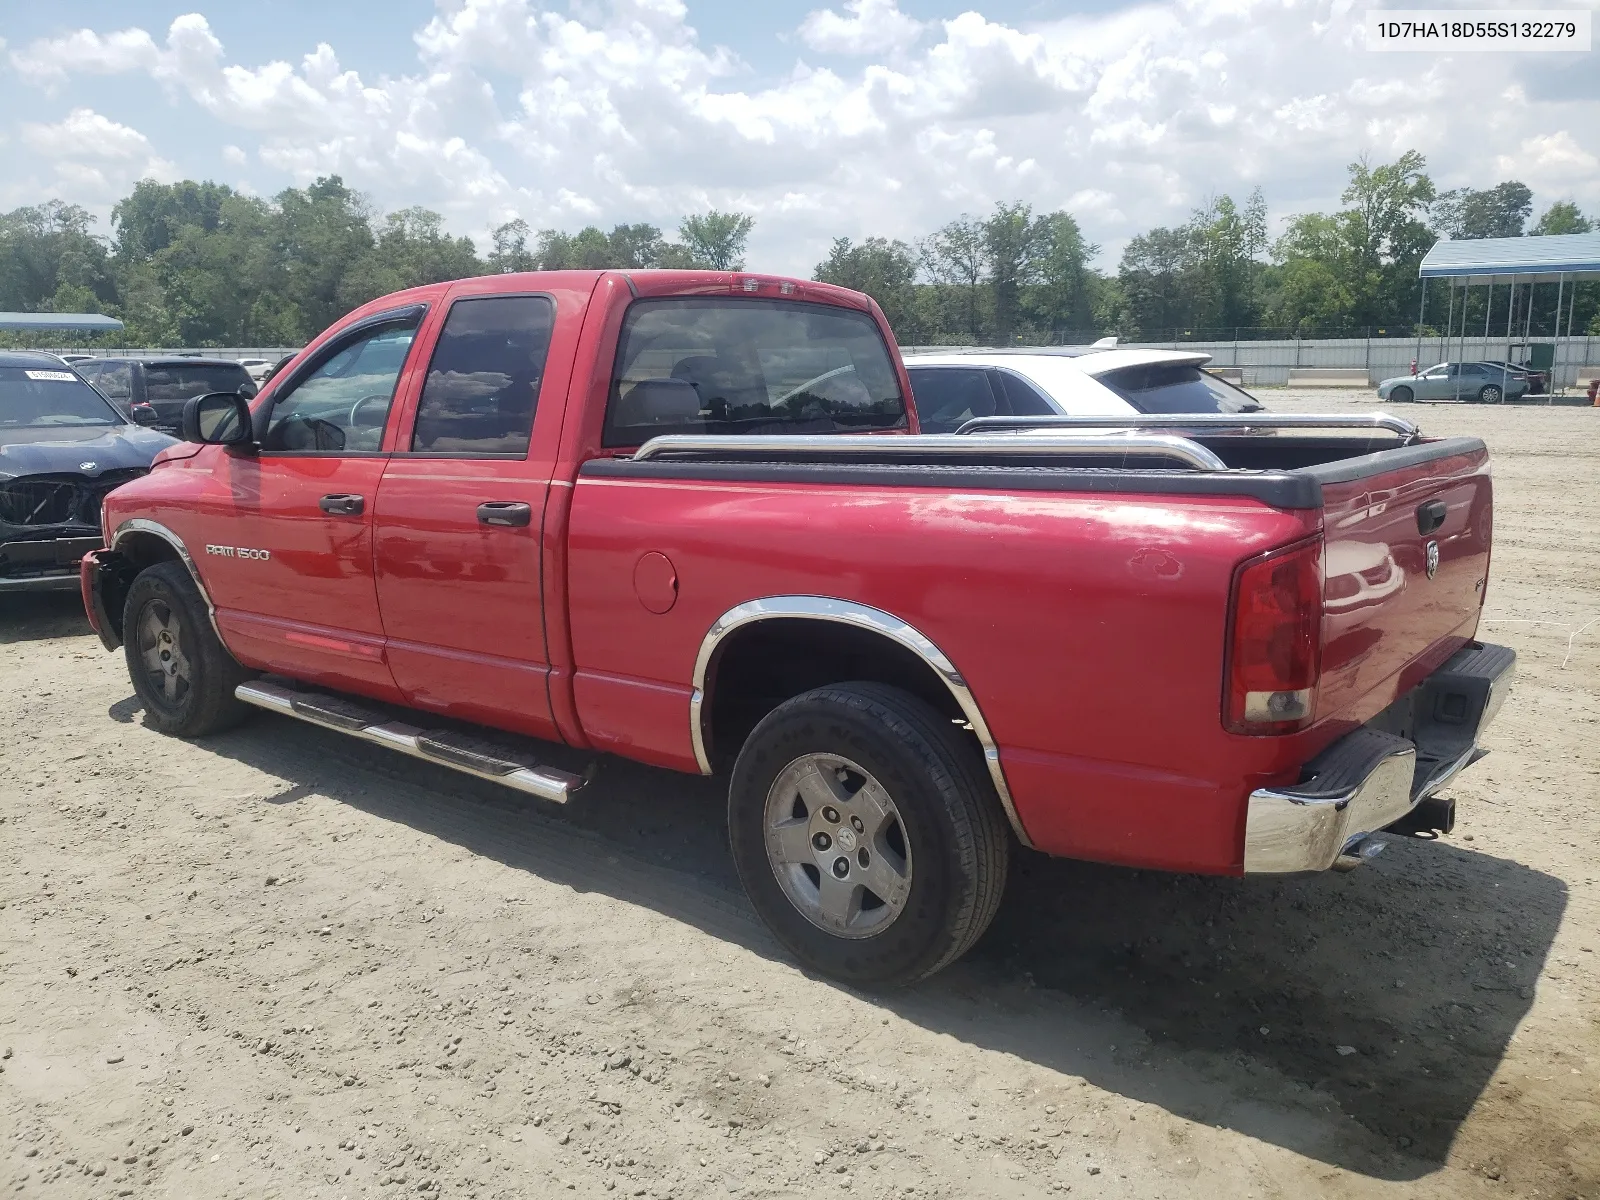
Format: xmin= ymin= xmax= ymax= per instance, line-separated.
xmin=0 ymin=352 xmax=178 ymax=593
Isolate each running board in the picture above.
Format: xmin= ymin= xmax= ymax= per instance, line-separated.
xmin=234 ymin=679 xmax=584 ymax=804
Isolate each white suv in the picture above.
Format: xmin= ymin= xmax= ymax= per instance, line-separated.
xmin=903 ymin=347 xmax=1264 ymax=433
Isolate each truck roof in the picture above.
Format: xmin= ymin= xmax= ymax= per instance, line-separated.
xmin=335 ymin=270 xmax=879 ymax=327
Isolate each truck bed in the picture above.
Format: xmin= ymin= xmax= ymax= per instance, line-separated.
xmin=575 ymin=423 xmax=1492 ymax=872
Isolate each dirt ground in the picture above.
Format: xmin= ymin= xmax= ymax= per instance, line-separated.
xmin=3 ymin=390 xmax=1597 ymax=1200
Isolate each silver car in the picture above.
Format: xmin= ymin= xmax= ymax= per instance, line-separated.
xmin=1376 ymin=361 xmax=1527 ymax=404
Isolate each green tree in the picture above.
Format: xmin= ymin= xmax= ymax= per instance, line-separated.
xmin=982 ymin=202 xmax=1042 ymax=344
xmin=275 ymin=177 xmax=377 ymax=336
xmin=148 ymin=192 xmax=291 ymax=344
xmin=812 ymin=236 xmax=919 ymax=337
xmin=1117 ymin=225 xmax=1199 ymax=337
xmin=0 ymin=201 xmax=118 ymax=316
xmin=606 ymin=223 xmax=669 ymax=268
xmin=919 ymin=215 xmax=987 ymax=341
xmin=1024 ymin=210 xmax=1096 ymax=337
xmin=531 ymin=223 xmax=674 ymax=270
xmin=112 ymin=179 xmax=234 ymax=261
xmin=338 ymin=206 xmax=482 ymax=309
xmin=1268 ymin=151 xmax=1436 ymax=333
xmin=1531 ymin=201 xmax=1592 ymax=235
xmin=678 ymin=210 xmax=754 ymax=270
xmin=487 ymin=219 xmax=538 ymax=273
xmin=1432 ymin=181 xmax=1532 ymax=239
xmin=1188 ymin=192 xmax=1266 ymax=331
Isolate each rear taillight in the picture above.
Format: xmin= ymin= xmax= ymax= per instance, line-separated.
xmin=1224 ymin=537 xmax=1323 ymax=734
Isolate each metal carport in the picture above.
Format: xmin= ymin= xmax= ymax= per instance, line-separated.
xmin=1417 ymin=232 xmax=1600 ymax=397
xmin=0 ymin=312 xmax=124 ymax=332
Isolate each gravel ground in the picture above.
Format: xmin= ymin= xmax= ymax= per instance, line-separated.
xmin=3 ymin=390 xmax=1597 ymax=1200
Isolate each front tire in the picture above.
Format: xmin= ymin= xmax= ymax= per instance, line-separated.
xmin=1478 ymin=384 xmax=1503 ymax=404
xmin=123 ymin=561 xmax=253 ymax=737
xmin=1389 ymin=385 xmax=1413 ymax=404
xmin=728 ymin=683 xmax=1010 ymax=987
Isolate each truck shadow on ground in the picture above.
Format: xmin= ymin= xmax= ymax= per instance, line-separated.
xmin=159 ymin=702 xmax=1562 ymax=1184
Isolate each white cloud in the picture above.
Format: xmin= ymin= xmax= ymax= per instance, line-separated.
xmin=799 ymin=0 xmax=923 ymax=55
xmin=6 ymin=0 xmax=1598 ymax=272
xmin=1495 ymin=131 xmax=1600 ymax=186
xmin=10 ymin=109 xmax=175 ymax=208
xmin=222 ymin=144 xmax=248 ymax=165
xmin=10 ymin=27 xmax=163 ymax=85
xmin=21 ymin=108 xmax=153 ymax=159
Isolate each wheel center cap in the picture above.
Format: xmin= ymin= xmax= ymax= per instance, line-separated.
xmin=834 ymin=827 xmax=858 ymax=853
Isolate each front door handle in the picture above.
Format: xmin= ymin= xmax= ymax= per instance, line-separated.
xmin=1417 ymin=499 xmax=1447 ymax=535
xmin=477 ymin=501 xmax=532 ymax=528
xmin=319 ymin=493 xmax=364 ymax=516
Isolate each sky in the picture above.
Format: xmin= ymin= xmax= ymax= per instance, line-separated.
xmin=2 ymin=0 xmax=1597 ymax=275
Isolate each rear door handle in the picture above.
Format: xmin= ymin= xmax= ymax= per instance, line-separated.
xmin=319 ymin=493 xmax=364 ymax=516
xmin=1417 ymin=499 xmax=1448 ymax=535
xmin=477 ymin=501 xmax=532 ymax=528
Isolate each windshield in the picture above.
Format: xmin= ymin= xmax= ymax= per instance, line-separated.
xmin=0 ymin=366 xmax=122 ymax=428
xmin=1094 ymin=363 xmax=1262 ymax=414
xmin=604 ymin=298 xmax=905 ymax=446
xmin=144 ymin=362 xmax=256 ymax=406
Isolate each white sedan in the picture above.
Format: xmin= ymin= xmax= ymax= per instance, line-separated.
xmin=902 ymin=347 xmax=1264 ymax=433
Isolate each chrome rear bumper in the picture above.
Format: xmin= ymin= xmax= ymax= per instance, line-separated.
xmin=1244 ymin=641 xmax=1516 ymax=873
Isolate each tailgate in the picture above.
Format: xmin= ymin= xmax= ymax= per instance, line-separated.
xmin=1314 ymin=440 xmax=1492 ymax=727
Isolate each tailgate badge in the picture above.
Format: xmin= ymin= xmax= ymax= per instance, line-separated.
xmin=1425 ymin=540 xmax=1440 ymax=579
xmin=79 ymin=461 xmax=97 ymax=471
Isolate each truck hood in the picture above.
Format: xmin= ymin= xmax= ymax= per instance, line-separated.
xmin=0 ymin=424 xmax=178 ymax=480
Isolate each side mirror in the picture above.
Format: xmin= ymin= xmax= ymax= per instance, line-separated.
xmin=129 ymin=402 xmax=160 ymax=427
xmin=182 ymin=392 xmax=255 ymax=447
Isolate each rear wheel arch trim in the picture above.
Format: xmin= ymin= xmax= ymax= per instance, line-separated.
xmin=111 ymin=518 xmax=222 ymax=639
xmin=690 ymin=595 xmax=1033 ymax=849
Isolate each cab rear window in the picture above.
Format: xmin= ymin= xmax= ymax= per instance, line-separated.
xmin=604 ymin=298 xmax=905 ymax=447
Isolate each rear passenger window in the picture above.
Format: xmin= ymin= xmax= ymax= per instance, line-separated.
xmin=993 ymin=370 xmax=1056 ymax=417
xmin=96 ymin=363 xmax=133 ymax=401
xmin=410 ymin=296 xmax=555 ymax=456
xmin=908 ymin=368 xmax=997 ymax=433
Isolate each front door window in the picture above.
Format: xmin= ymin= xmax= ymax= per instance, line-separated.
xmin=263 ymin=318 xmax=420 ymax=453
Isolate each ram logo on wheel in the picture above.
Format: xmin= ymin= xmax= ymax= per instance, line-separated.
xmin=205 ymin=544 xmax=271 ymax=560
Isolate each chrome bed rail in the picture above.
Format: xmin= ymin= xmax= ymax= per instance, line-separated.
xmin=629 ymin=432 xmax=1229 ymax=472
xmin=954 ymin=412 xmax=1421 ymax=442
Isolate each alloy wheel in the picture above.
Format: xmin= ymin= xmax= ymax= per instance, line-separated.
xmin=137 ymin=599 xmax=193 ymax=707
xmin=763 ymin=752 xmax=913 ymax=939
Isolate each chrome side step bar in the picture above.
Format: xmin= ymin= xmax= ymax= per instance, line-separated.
xmin=234 ymin=679 xmax=585 ymax=804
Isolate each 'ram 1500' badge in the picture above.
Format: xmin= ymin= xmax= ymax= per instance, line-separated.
xmin=1425 ymin=540 xmax=1440 ymax=579
xmin=206 ymin=545 xmax=271 ymax=560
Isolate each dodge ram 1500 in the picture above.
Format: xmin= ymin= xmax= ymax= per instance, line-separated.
xmin=81 ymin=269 xmax=1514 ymax=985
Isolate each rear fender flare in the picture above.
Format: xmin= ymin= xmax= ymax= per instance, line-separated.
xmin=690 ymin=595 xmax=1032 ymax=848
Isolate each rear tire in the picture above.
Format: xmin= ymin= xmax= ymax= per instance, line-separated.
xmin=123 ymin=561 xmax=253 ymax=737
xmin=728 ymin=682 xmax=1010 ymax=987
xmin=1478 ymin=385 xmax=1503 ymax=404
xmin=1389 ymin=385 xmax=1413 ymax=403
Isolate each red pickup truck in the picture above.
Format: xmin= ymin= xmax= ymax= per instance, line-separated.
xmin=80 ymin=269 xmax=1514 ymax=986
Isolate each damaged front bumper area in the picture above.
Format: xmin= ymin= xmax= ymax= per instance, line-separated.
xmin=0 ymin=534 xmax=104 ymax=592
xmin=80 ymin=548 xmax=136 ymax=650
xmin=1243 ymin=642 xmax=1516 ymax=873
